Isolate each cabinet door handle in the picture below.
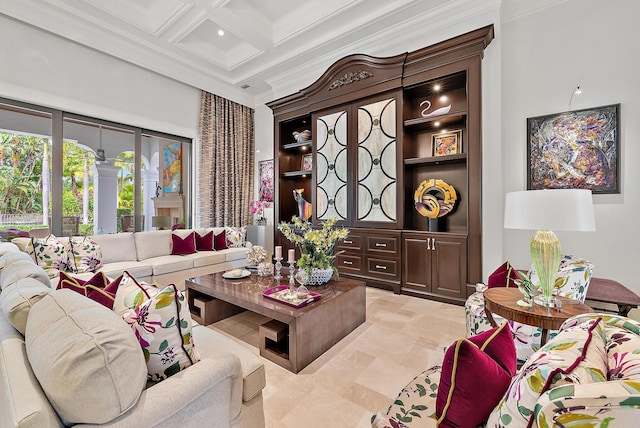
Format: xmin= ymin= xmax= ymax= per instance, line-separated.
xmin=426 ymin=238 xmax=431 ymax=250
xmin=375 ymin=265 xmax=387 ymax=270
xmin=431 ymin=238 xmax=436 ymax=251
xmin=375 ymin=242 xmax=387 ymax=247
xmin=343 ymin=260 xmax=353 ymax=265
xmin=344 ymin=240 xmax=353 ymax=244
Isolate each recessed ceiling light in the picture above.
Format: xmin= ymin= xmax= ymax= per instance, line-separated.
xmin=434 ymin=121 xmax=440 ymax=127
xmin=433 ymin=84 xmax=441 ymax=91
xmin=218 ymin=29 xmax=224 ymax=36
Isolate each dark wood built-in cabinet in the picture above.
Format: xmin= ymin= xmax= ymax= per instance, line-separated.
xmin=268 ymin=25 xmax=494 ymax=304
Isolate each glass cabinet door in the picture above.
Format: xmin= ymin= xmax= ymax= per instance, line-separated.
xmin=316 ymin=110 xmax=348 ymax=221
xmin=357 ymin=98 xmax=396 ymax=223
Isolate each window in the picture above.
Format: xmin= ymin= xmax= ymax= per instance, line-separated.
xmin=0 ymin=97 xmax=191 ymax=235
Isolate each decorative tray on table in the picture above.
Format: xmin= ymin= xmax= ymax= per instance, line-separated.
xmin=262 ymin=285 xmax=321 ymax=308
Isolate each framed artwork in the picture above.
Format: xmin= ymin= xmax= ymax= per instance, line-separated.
xmin=527 ymin=104 xmax=619 ymax=193
xmin=432 ymin=130 xmax=462 ymax=156
xmin=258 ymin=159 xmax=274 ymax=202
xmin=162 ymin=141 xmax=182 ymax=193
xmin=301 ymin=154 xmax=313 ymax=171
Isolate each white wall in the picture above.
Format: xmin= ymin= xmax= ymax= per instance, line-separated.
xmin=501 ymin=0 xmax=640 ymax=292
xmin=0 ymin=15 xmax=200 ymax=139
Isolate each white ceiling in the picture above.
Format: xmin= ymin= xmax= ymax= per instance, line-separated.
xmin=0 ymin=0 xmax=559 ymax=106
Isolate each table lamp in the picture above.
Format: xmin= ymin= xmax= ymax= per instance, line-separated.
xmin=152 ymin=215 xmax=172 ymax=230
xmin=504 ymin=189 xmax=595 ymax=307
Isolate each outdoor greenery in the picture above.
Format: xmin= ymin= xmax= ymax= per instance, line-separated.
xmin=0 ymin=133 xmax=45 ymax=214
xmin=0 ymin=132 xmax=137 ymax=228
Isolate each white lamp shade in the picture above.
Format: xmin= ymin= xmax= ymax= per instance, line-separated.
xmin=504 ymin=189 xmax=596 ymax=232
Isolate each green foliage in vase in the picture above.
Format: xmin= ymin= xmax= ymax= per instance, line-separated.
xmin=277 ymin=216 xmax=349 ymax=278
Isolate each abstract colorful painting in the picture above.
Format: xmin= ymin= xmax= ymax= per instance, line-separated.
xmin=259 ymin=159 xmax=274 ymax=202
xmin=527 ymin=104 xmax=619 ymax=194
xmin=162 ymin=141 xmax=182 ymax=193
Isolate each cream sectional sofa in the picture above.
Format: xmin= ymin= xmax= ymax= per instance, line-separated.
xmin=0 ymin=242 xmax=266 ymax=428
xmin=13 ymin=228 xmax=249 ymax=290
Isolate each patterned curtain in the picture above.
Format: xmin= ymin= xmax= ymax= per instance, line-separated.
xmin=198 ymin=91 xmax=255 ymax=227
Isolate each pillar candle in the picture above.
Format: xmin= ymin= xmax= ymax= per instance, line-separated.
xmin=288 ymin=248 xmax=295 ymax=263
xmin=275 ymin=246 xmax=282 ymax=259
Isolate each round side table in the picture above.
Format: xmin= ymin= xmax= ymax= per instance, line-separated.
xmin=483 ymin=287 xmax=593 ymax=346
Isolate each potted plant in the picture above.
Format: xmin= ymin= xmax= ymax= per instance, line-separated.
xmin=277 ymin=216 xmax=349 ymax=285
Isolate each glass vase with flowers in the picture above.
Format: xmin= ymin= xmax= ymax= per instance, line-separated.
xmin=249 ymin=200 xmax=271 ymax=225
xmin=277 ymin=216 xmax=349 ymax=285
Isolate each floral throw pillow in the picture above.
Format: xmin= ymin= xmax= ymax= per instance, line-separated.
xmin=113 ymin=271 xmax=200 ymax=381
xmin=68 ymin=236 xmax=102 ymax=273
xmin=225 ymin=226 xmax=247 ymax=248
xmin=25 ymin=235 xmax=72 ymax=278
xmin=487 ymin=317 xmax=607 ymax=428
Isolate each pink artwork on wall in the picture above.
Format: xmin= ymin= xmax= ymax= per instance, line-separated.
xmin=259 ymin=159 xmax=274 ymax=202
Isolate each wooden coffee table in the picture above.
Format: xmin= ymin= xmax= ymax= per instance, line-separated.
xmin=483 ymin=287 xmax=593 ymax=346
xmin=185 ymin=272 xmax=366 ymax=373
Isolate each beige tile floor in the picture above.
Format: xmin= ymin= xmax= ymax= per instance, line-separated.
xmin=208 ymin=287 xmax=467 ymax=428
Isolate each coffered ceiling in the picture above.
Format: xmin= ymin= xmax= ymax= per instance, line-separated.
xmin=0 ymin=0 xmax=559 ymax=105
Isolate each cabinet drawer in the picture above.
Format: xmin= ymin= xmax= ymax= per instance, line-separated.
xmin=337 ymin=232 xmax=363 ymax=252
xmin=365 ymin=234 xmax=400 ymax=255
xmin=366 ymin=257 xmax=400 ymax=280
xmin=336 ymin=254 xmax=363 ymax=274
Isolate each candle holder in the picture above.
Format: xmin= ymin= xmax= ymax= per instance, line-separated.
xmin=274 ymin=257 xmax=283 ymax=281
xmin=288 ymin=261 xmax=296 ymax=293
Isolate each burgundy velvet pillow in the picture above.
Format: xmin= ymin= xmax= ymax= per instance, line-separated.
xmin=435 ymin=322 xmax=516 ymax=428
xmin=57 ymin=271 xmax=123 ymax=309
xmin=171 ymin=232 xmax=197 ymax=255
xmin=214 ymin=231 xmax=228 ymax=250
xmin=487 ymin=261 xmax=521 ymax=288
xmin=467 ymin=321 xmax=517 ymax=376
xmin=195 ymin=231 xmax=214 ymax=251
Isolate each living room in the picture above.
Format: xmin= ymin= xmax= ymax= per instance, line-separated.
xmin=1 ymin=0 xmax=639 ymax=427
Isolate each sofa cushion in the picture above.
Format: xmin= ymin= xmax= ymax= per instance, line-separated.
xmin=0 ymin=309 xmax=62 ymax=428
xmin=68 ymin=236 xmax=102 ymax=273
xmin=171 ymin=231 xmax=197 ymax=255
xmin=195 ymin=230 xmax=215 ymax=251
xmin=113 ymin=274 xmax=200 ymax=381
xmin=193 ymin=324 xmax=266 ymax=402
xmin=25 ymin=289 xmax=147 ymax=425
xmin=0 ymin=277 xmax=51 ymax=334
xmin=0 ymin=259 xmax=51 ymax=291
xmin=134 ymin=230 xmax=171 ymax=261
xmin=57 ymin=271 xmax=122 ymax=309
xmin=91 ymin=232 xmax=137 ymax=264
xmin=488 ymin=316 xmax=607 ymax=428
xmin=100 ymin=260 xmax=153 ymax=279
xmin=0 ymin=241 xmax=21 ymax=256
xmin=226 ymin=226 xmax=247 ymax=248
xmin=0 ymin=250 xmax=33 ymax=270
xmin=436 ymin=323 xmax=515 ymax=428
xmin=144 ymin=255 xmax=194 ymax=276
xmin=189 ymin=251 xmax=226 ymax=268
xmin=371 ymin=413 xmax=409 ymax=428
xmin=223 ymin=247 xmax=249 ymax=262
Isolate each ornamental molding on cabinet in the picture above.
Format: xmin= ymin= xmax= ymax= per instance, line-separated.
xmin=328 ymin=70 xmax=373 ymax=90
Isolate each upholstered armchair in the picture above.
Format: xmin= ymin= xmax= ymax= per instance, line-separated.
xmin=465 ymin=255 xmax=594 ymax=363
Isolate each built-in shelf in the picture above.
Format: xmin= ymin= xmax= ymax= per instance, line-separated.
xmin=404 ymin=153 xmax=467 ymax=166
xmin=404 ymin=112 xmax=466 ymax=131
xmin=283 ymin=141 xmax=312 ymax=150
xmin=283 ymin=170 xmax=313 ymax=177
